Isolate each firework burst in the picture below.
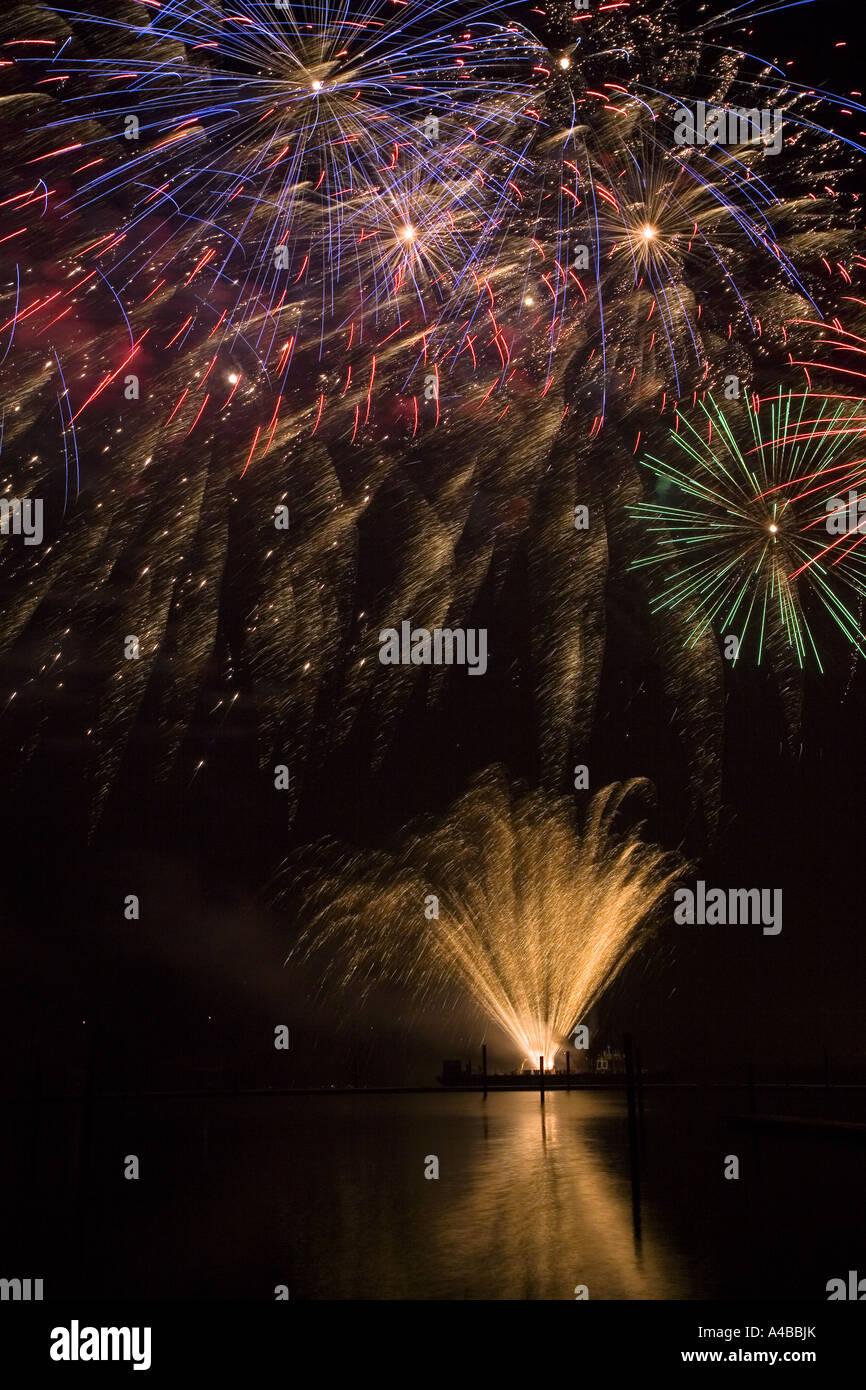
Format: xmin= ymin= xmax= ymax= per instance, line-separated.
xmin=34 ymin=1 xmax=540 ymax=352
xmin=283 ymin=768 xmax=681 ymax=1069
xmin=630 ymin=389 xmax=866 ymax=669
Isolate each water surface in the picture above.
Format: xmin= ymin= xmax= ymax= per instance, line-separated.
xmin=6 ymin=1088 xmax=862 ymax=1299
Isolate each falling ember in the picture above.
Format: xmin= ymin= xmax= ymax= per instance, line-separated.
xmin=283 ymin=770 xmax=681 ymax=1070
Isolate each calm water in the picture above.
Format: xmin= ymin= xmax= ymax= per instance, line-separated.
xmin=5 ymin=1088 xmax=864 ymax=1299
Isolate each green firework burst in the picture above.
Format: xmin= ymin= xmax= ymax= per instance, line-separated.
xmin=630 ymin=390 xmax=866 ymax=669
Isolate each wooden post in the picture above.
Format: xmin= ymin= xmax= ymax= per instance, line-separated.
xmin=624 ymin=1033 xmax=642 ymax=1240
xmin=565 ymin=1049 xmax=571 ymax=1092
xmin=539 ymin=1055 xmax=545 ymax=1105
xmin=636 ymin=1044 xmax=645 ymax=1122
xmin=624 ymin=1034 xmax=639 ymax=1144
xmin=79 ymin=1021 xmax=99 ymax=1287
xmin=81 ymin=1027 xmax=97 ymax=1189
xmin=482 ymin=1043 xmax=488 ymax=1100
xmin=29 ymin=1025 xmax=41 ymax=1177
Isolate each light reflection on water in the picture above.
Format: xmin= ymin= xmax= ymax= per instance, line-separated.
xmin=265 ymin=1091 xmax=689 ymax=1299
xmin=12 ymin=1087 xmax=865 ymax=1299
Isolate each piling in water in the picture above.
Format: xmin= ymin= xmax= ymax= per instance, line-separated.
xmin=636 ymin=1044 xmax=645 ymax=1122
xmin=624 ymin=1032 xmax=642 ymax=1241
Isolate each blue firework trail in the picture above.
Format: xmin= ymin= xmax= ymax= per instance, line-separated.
xmin=38 ymin=0 xmax=543 ymax=363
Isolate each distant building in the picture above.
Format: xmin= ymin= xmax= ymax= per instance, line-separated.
xmin=591 ymin=1045 xmax=625 ymax=1075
